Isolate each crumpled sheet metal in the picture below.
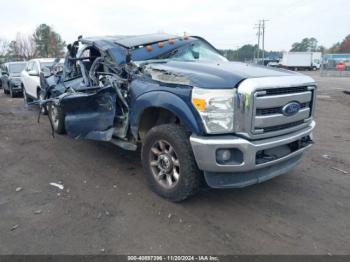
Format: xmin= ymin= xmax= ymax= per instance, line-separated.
xmin=145 ymin=67 xmax=191 ymax=86
xmin=60 ymin=86 xmax=117 ymax=141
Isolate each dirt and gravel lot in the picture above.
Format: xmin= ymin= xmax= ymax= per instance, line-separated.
xmin=0 ymin=71 xmax=349 ymax=255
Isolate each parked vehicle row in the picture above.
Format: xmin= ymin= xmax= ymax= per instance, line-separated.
xmin=0 ymin=59 xmax=63 ymax=101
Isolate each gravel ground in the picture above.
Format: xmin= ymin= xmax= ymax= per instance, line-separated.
xmin=0 ymin=71 xmax=349 ymax=255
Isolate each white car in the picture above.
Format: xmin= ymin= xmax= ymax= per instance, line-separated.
xmin=21 ymin=58 xmax=63 ymax=104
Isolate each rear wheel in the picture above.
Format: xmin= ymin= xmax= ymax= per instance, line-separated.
xmin=3 ymin=87 xmax=9 ymax=94
xmin=141 ymin=124 xmax=202 ymax=202
xmin=38 ymin=90 xmax=48 ymax=115
xmin=48 ymin=103 xmax=65 ymax=134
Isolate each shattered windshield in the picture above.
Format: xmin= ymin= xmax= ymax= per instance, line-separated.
xmin=161 ymin=40 xmax=227 ymax=62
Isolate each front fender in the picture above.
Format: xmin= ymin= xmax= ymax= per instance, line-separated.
xmin=130 ymin=91 xmax=203 ymax=138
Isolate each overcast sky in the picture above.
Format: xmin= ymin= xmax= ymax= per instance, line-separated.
xmin=0 ymin=0 xmax=349 ymax=51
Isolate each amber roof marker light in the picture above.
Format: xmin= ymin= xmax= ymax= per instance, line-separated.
xmin=158 ymin=42 xmax=164 ymax=48
xmin=146 ymin=45 xmax=153 ymax=52
xmin=168 ymin=38 xmax=174 ymax=45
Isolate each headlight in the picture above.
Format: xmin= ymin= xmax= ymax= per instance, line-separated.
xmin=191 ymin=87 xmax=235 ymax=134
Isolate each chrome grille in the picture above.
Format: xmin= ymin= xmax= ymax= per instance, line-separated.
xmin=256 ymin=102 xmax=309 ymax=116
xmin=262 ymin=120 xmax=305 ymax=132
xmin=264 ymin=86 xmax=308 ymax=95
xmin=252 ymin=86 xmax=315 ymax=135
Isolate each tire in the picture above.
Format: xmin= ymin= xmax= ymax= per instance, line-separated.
xmin=141 ymin=124 xmax=202 ymax=202
xmin=4 ymin=88 xmax=9 ymax=94
xmin=38 ymin=90 xmax=48 ymax=115
xmin=23 ymin=87 xmax=33 ymax=104
xmin=48 ymin=104 xmax=65 ymax=135
xmin=48 ymin=103 xmax=65 ymax=134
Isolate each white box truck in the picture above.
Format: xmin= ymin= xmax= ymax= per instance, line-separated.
xmin=279 ymin=52 xmax=321 ymax=70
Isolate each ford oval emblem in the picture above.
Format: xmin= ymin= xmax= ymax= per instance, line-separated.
xmin=282 ymin=102 xmax=300 ymax=116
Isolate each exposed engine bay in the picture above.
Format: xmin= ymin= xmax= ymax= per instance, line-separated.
xmin=39 ymin=37 xmax=140 ymax=145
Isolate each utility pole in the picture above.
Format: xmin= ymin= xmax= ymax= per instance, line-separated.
xmin=261 ymin=19 xmax=269 ymax=64
xmin=254 ymin=22 xmax=262 ymax=63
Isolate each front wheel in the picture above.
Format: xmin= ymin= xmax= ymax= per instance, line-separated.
xmin=141 ymin=124 xmax=202 ymax=202
xmin=23 ymin=87 xmax=33 ymax=104
xmin=48 ymin=103 xmax=65 ymax=134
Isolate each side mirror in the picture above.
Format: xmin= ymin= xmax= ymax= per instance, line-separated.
xmin=28 ymin=70 xmax=39 ymax=76
xmin=1 ymin=71 xmax=7 ymax=76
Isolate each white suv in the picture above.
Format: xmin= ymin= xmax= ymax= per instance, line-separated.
xmin=21 ymin=58 xmax=63 ymax=104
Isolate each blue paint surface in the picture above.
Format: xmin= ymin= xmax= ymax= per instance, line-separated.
xmin=61 ymin=87 xmax=117 ymax=140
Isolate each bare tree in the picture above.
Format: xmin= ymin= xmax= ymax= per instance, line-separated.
xmin=0 ymin=37 xmax=9 ymax=57
xmin=15 ymin=33 xmax=37 ymax=60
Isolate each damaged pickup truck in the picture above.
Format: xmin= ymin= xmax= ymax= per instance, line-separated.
xmin=37 ymin=33 xmax=316 ymax=201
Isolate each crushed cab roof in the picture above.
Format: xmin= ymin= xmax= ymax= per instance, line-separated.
xmin=82 ymin=33 xmax=181 ymax=49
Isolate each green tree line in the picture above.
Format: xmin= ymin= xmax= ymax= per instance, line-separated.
xmin=221 ymin=34 xmax=350 ymax=62
xmin=221 ymin=45 xmax=281 ymax=62
xmin=290 ymin=35 xmax=350 ymax=53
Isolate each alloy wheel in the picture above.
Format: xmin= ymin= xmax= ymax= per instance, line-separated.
xmin=49 ymin=104 xmax=60 ymax=129
xmin=149 ymin=140 xmax=180 ymax=189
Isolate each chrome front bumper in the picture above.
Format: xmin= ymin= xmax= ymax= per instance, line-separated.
xmin=190 ymin=121 xmax=315 ymax=188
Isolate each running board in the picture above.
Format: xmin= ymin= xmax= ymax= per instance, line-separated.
xmin=110 ymin=138 xmax=137 ymax=151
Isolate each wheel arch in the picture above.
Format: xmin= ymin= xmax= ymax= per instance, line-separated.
xmin=131 ymin=91 xmax=203 ymax=141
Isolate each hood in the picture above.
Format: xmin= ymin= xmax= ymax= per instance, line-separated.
xmin=145 ymin=61 xmax=300 ymax=89
xmin=9 ymin=76 xmax=22 ymax=83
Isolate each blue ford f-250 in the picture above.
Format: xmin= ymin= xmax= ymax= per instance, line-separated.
xmin=38 ymin=33 xmax=316 ymax=201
